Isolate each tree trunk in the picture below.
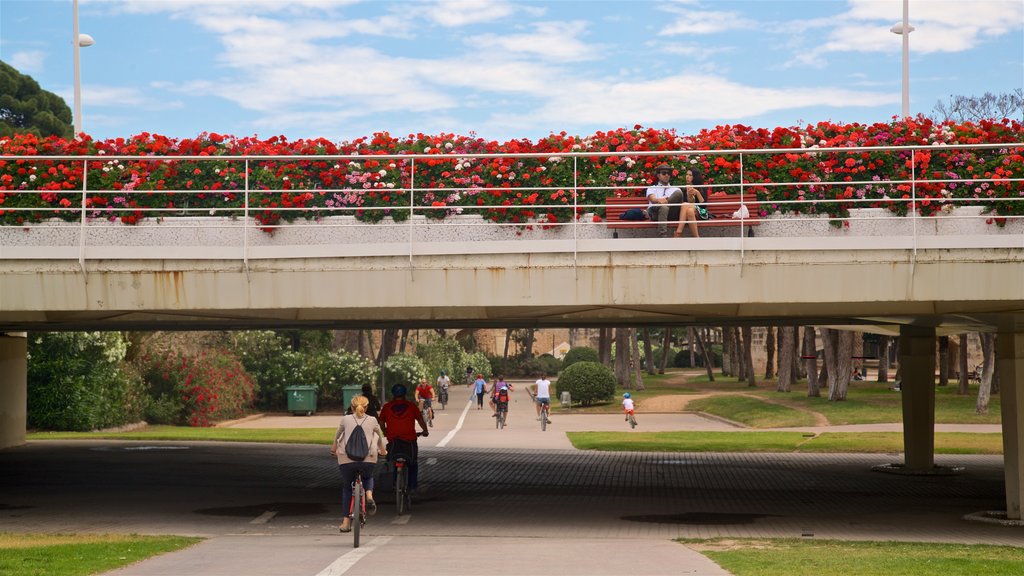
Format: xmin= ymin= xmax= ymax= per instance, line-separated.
xmin=776 ymin=326 xmax=795 ymax=392
xmin=764 ymin=326 xmax=776 ymax=380
xmin=660 ymin=328 xmax=672 ymax=374
xmin=937 ymin=336 xmax=949 ymax=386
xmin=976 ymin=333 xmax=996 ymax=414
xmin=614 ymin=328 xmax=630 ymax=387
xmin=688 ymin=328 xmax=696 ymax=369
xmin=792 ymin=326 xmax=803 ymax=379
xmin=877 ymin=335 xmax=890 ymax=383
xmin=398 ymin=328 xmax=410 ymax=354
xmin=523 ymin=328 xmax=536 ymax=359
xmin=642 ymin=328 xmax=655 ymax=375
xmin=825 ymin=329 xmax=854 ymax=401
xmin=957 ymin=333 xmax=970 ymax=395
xmin=741 ymin=326 xmax=756 ymax=387
xmin=599 ymin=328 xmax=612 ymax=366
xmin=631 ymin=328 xmax=646 ymax=391
xmin=803 ymin=326 xmax=820 ymax=397
xmin=503 ymin=328 xmax=513 ymax=359
xmin=721 ymin=327 xmax=733 ymax=376
xmin=694 ymin=329 xmax=715 ymax=382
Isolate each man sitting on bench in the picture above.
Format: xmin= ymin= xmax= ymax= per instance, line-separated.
xmin=646 ymin=163 xmax=684 ymax=238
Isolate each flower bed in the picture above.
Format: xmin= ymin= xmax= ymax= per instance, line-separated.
xmin=1 ymin=118 xmax=1021 ymax=233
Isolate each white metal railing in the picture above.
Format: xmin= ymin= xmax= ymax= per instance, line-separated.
xmin=1 ymin=143 xmax=1022 ymax=266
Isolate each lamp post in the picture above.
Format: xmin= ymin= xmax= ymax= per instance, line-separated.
xmin=72 ymin=0 xmax=95 ymax=137
xmin=889 ymin=0 xmax=914 ymax=118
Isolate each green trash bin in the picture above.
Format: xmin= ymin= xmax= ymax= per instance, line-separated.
xmin=285 ymin=385 xmax=318 ymax=416
xmin=341 ymin=384 xmax=362 ymax=410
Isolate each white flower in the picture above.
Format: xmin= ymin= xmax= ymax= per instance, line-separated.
xmin=29 ymin=174 xmax=36 ymax=181
xmin=387 ymin=183 xmax=394 ymax=188
xmin=445 ymin=142 xmax=453 ymax=150
xmin=379 ymin=169 xmax=387 ymax=177
xmin=209 ymin=209 xmax=216 ymax=215
xmin=424 ymin=146 xmax=431 ymax=152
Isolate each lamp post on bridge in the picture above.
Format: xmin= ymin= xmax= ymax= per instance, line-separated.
xmin=72 ymin=0 xmax=95 ymax=137
xmin=890 ymin=0 xmax=915 ymax=118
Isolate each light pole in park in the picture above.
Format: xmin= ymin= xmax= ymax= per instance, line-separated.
xmin=889 ymin=0 xmax=915 ymax=118
xmin=72 ymin=0 xmax=95 ymax=137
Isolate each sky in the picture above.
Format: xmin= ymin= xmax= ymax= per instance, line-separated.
xmin=1 ymin=0 xmax=1022 ymax=142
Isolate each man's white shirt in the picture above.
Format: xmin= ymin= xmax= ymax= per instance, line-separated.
xmin=646 ymin=184 xmax=680 ymax=207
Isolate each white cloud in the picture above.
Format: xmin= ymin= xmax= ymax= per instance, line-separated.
xmin=413 ymin=0 xmax=517 ymax=27
xmin=658 ymin=9 xmax=757 ymax=36
xmin=7 ymin=50 xmax=46 ymax=74
xmin=464 ymin=21 xmax=598 ymax=62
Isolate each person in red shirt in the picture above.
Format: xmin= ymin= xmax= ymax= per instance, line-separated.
xmin=414 ymin=378 xmax=435 ymax=426
xmin=379 ymin=384 xmax=429 ymax=489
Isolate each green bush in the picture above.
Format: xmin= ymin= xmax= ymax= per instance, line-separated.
xmin=306 ymin=350 xmax=377 ymax=408
xmin=27 ymin=332 xmax=144 ymax=431
xmin=554 ymin=361 xmax=616 ymax=407
xmin=461 ymin=350 xmax=493 ymax=381
xmin=562 ymin=346 xmax=599 ymax=370
xmin=382 ymin=353 xmax=428 ymax=390
xmin=674 ymin=345 xmax=722 ymax=368
xmin=137 ymin=347 xmax=255 ymax=426
xmin=416 ymin=336 xmax=463 ymax=382
xmin=225 ymin=331 xmax=296 ymax=409
xmin=525 ymin=354 xmax=561 ymax=377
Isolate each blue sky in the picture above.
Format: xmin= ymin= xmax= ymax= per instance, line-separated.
xmin=2 ymin=0 xmax=1022 ymax=141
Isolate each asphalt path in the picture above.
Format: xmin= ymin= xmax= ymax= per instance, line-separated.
xmin=1 ymin=389 xmax=1019 ymax=575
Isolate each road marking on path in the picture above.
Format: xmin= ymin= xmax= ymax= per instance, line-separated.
xmin=435 ymin=399 xmax=473 ymax=448
xmin=249 ymin=511 xmax=277 ymax=524
xmin=391 ymin=514 xmax=411 ymax=525
xmin=314 ymin=535 xmax=393 ymax=576
xmin=425 ymin=457 xmax=437 ymax=465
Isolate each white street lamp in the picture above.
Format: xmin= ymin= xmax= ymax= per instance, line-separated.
xmin=72 ymin=0 xmax=94 ymax=137
xmin=890 ymin=0 xmax=915 ymax=118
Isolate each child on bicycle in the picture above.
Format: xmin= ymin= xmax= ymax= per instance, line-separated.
xmin=490 ymin=377 xmax=513 ymax=422
xmin=622 ymin=392 xmax=636 ymax=425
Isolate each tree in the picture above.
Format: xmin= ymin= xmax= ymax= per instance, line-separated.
xmin=976 ymin=333 xmax=996 ymax=414
xmin=0 ymin=61 xmax=73 ymax=139
xmin=803 ymin=327 xmax=820 ymax=397
xmin=764 ymin=326 xmax=776 ymax=380
xmin=937 ymin=336 xmax=949 ymax=386
xmin=957 ymin=334 xmax=970 ymax=395
xmin=776 ymin=326 xmax=796 ymax=392
xmin=822 ymin=328 xmax=854 ymax=401
xmin=741 ymin=326 xmax=756 ymax=388
xmin=932 ymin=89 xmax=1024 ymax=123
xmin=641 ymin=328 xmax=655 ymax=375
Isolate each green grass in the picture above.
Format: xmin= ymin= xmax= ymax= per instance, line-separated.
xmin=567 ymin=431 xmax=1003 ymax=454
xmin=682 ymin=538 xmax=1024 ymax=576
xmin=686 ymin=395 xmax=818 ymax=428
xmin=28 ymin=426 xmax=335 ymax=445
xmin=0 ymin=533 xmax=200 ymax=576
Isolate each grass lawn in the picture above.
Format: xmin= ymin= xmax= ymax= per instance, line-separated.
xmin=683 ymin=538 xmax=1024 ymax=576
xmin=0 ymin=533 xmax=200 ymax=576
xmin=685 ymin=395 xmax=817 ymax=428
xmin=28 ymin=426 xmax=335 ymax=445
xmin=566 ymin=431 xmax=1003 ymax=454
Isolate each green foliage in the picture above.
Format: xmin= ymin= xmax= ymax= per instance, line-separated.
xmin=461 ymin=350 xmax=493 ymax=381
xmin=136 ymin=347 xmax=255 ymax=426
xmin=223 ymin=331 xmax=295 ymax=409
xmin=304 ymin=350 xmax=377 ymax=408
xmin=27 ymin=332 xmax=144 ymax=431
xmin=0 ymin=61 xmax=73 ymax=139
xmin=415 ymin=335 xmax=463 ymax=381
xmin=0 ymin=533 xmax=201 ymax=576
xmin=675 ymin=345 xmax=722 ymax=368
xmin=562 ymin=346 xmax=599 ymax=370
xmin=555 ymin=361 xmax=616 ymax=406
xmin=381 ymin=353 xmax=428 ymax=389
xmin=277 ymin=329 xmax=333 ymax=353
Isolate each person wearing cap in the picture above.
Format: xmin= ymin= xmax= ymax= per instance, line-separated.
xmin=646 ymin=163 xmax=685 ymax=237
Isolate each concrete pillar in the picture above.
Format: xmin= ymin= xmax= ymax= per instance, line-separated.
xmin=997 ymin=331 xmax=1024 ymax=519
xmin=900 ymin=325 xmax=936 ymax=470
xmin=0 ymin=333 xmax=28 ymax=449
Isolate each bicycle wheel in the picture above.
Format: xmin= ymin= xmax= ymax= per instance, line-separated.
xmin=352 ymin=479 xmax=363 ymax=548
xmin=395 ymin=464 xmax=409 ymax=516
xmin=628 ymin=414 xmax=637 ymax=429
xmin=498 ymin=408 xmax=505 ymax=429
xmin=541 ymin=407 xmax=547 ymax=431
xmin=423 ymin=407 xmax=433 ymax=428
xmin=495 ymin=410 xmax=500 ymax=429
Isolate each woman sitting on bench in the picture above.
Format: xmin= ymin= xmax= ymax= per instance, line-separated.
xmin=673 ymin=167 xmax=711 ymax=238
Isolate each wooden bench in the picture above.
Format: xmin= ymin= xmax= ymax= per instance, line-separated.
xmin=604 ymin=192 xmax=761 ymax=232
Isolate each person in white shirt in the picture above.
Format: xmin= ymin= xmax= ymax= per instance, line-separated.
xmin=532 ymin=373 xmax=552 ymax=422
xmin=622 ymin=392 xmax=636 ymax=423
xmin=646 ymin=163 xmax=684 ymax=237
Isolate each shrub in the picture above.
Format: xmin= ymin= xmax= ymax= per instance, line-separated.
xmin=306 ymin=350 xmax=377 ymax=408
xmin=562 ymin=346 xmax=599 ymax=370
xmin=675 ymin=345 xmax=722 ymax=368
xmin=137 ymin=347 xmax=256 ymax=426
xmin=27 ymin=332 xmax=144 ymax=431
xmin=416 ymin=336 xmax=463 ymax=382
xmin=224 ymin=331 xmax=294 ymax=409
xmin=554 ymin=361 xmax=616 ymax=407
xmin=461 ymin=350 xmax=493 ymax=382
xmin=382 ymin=353 xmax=428 ymax=390
xmin=523 ymin=354 xmax=561 ymax=377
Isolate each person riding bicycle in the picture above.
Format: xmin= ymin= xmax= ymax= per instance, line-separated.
xmin=379 ymin=384 xmax=429 ymax=490
xmin=436 ymin=370 xmax=451 ymax=406
xmin=331 ymin=395 xmax=387 ymax=533
xmin=531 ymin=372 xmax=552 ymax=423
xmin=489 ymin=377 xmax=513 ymax=422
xmin=622 ymin=392 xmax=636 ymax=425
xmin=414 ymin=378 xmax=435 ymax=426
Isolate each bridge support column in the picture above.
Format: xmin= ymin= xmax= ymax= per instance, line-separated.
xmin=0 ymin=333 xmax=27 ymax=449
xmin=900 ymin=325 xmax=936 ymax=470
xmin=998 ymin=331 xmax=1024 ymax=520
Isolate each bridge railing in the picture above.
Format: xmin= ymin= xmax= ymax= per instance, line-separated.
xmin=1 ymin=142 xmax=1021 ymax=264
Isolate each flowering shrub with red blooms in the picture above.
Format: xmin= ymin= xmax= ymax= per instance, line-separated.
xmin=137 ymin=348 xmax=255 ymax=427
xmin=1 ymin=117 xmax=1021 ymax=231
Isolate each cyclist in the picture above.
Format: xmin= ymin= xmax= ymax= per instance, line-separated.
xmin=622 ymin=392 xmax=636 ymax=425
xmin=489 ymin=376 xmax=513 ymax=421
xmin=379 ymin=384 xmax=429 ymax=491
xmin=414 ymin=378 xmax=435 ymax=426
xmin=531 ymin=372 xmax=552 ymax=423
xmin=436 ymin=370 xmax=451 ymax=407
xmin=331 ymin=395 xmax=387 ymax=533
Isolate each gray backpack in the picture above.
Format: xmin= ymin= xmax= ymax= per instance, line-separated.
xmin=344 ymin=421 xmax=370 ymax=460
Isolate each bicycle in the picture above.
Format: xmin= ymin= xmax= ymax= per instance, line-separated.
xmin=438 ymin=386 xmax=448 ymax=410
xmin=626 ymin=411 xmax=637 ymax=429
xmin=420 ymin=401 xmax=434 ymax=428
xmin=390 ymin=433 xmax=423 ymax=516
xmin=347 ymin=474 xmax=367 ymax=548
xmin=539 ymin=400 xmax=550 ymax=431
xmin=495 ymin=402 xmax=507 ymax=429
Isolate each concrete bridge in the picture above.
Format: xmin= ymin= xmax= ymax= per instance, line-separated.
xmin=1 ymin=145 xmax=1022 ymax=523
